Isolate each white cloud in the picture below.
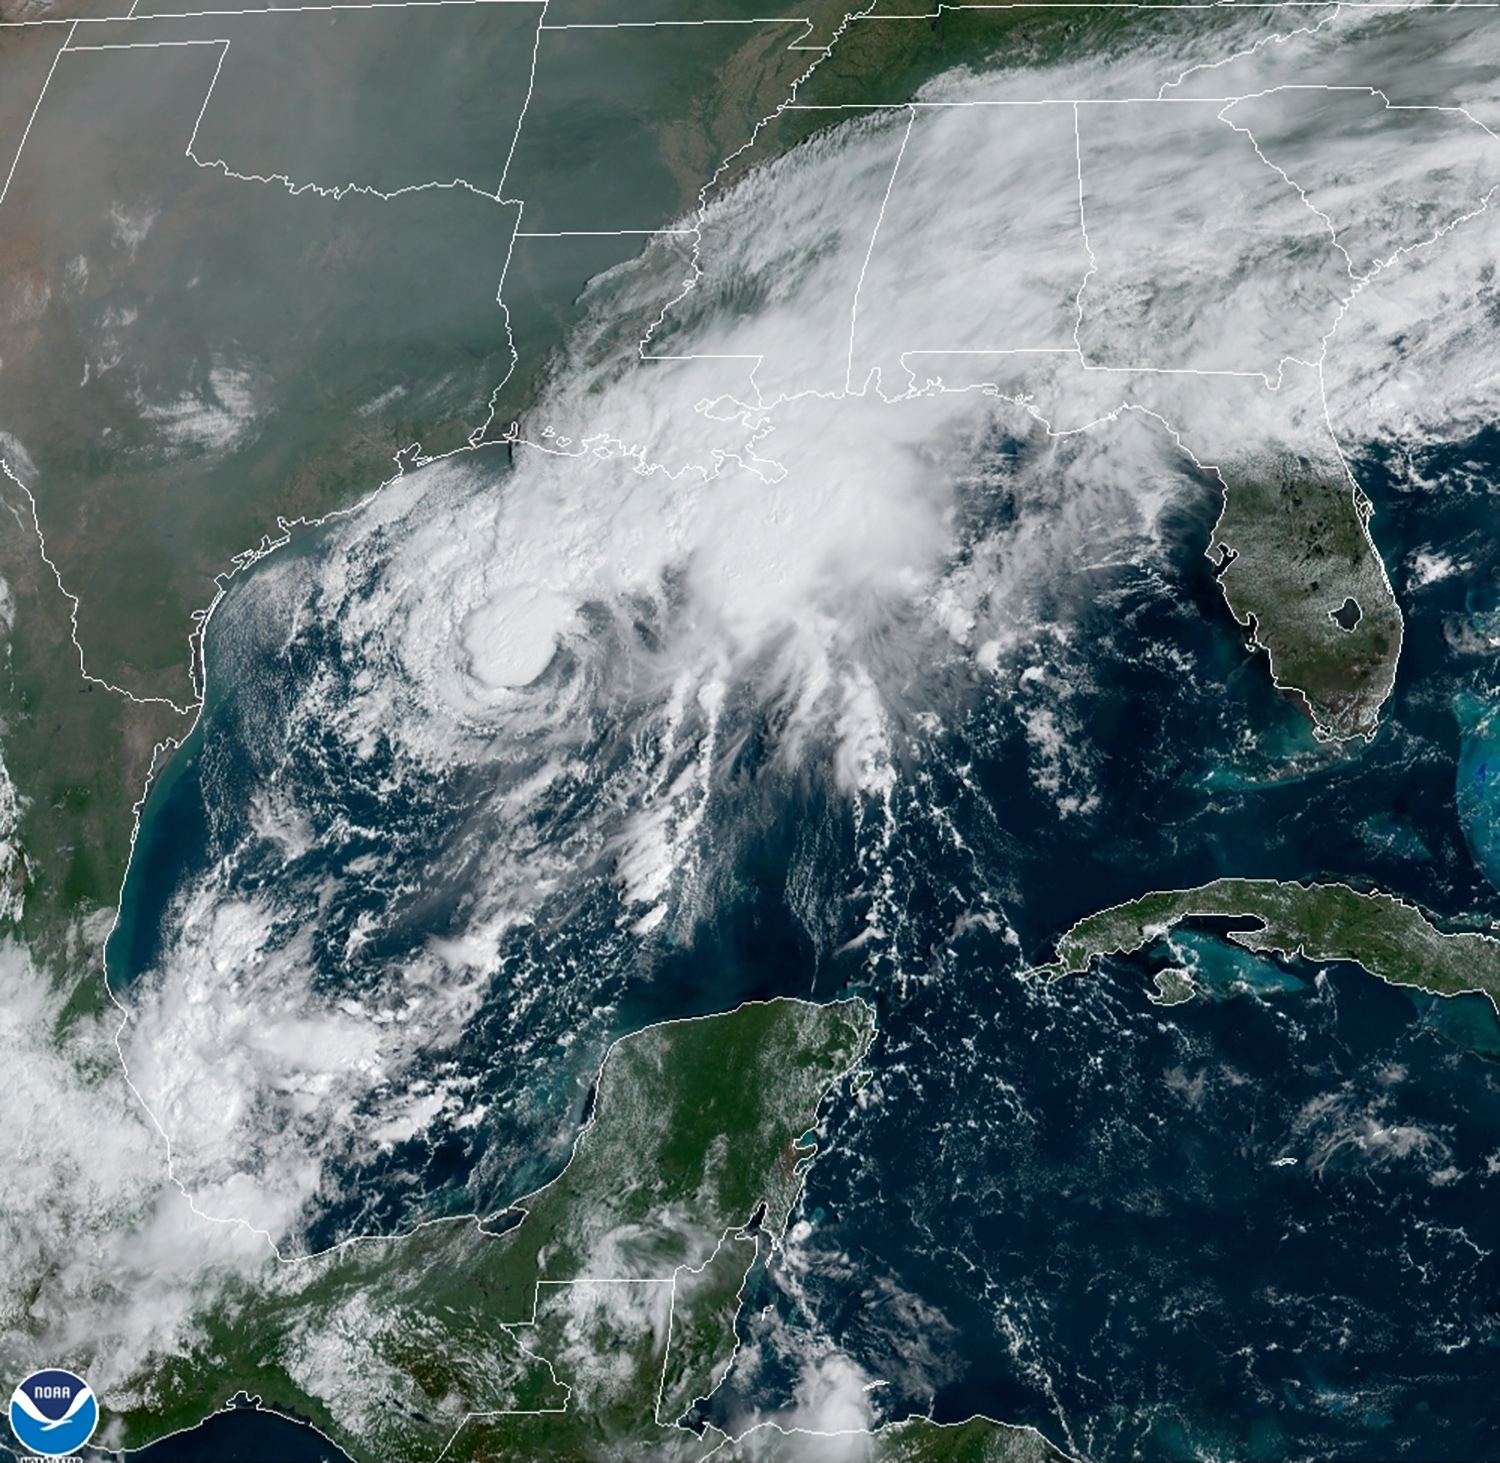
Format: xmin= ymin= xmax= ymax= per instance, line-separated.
xmin=0 ymin=936 xmax=272 ymax=1399
xmin=138 ymin=364 xmax=263 ymax=455
xmin=107 ymin=201 xmax=159 ymax=259
xmin=86 ymin=0 xmax=1500 ymax=1339
xmin=0 ymin=431 xmax=38 ymax=484
xmin=1409 ymin=549 xmax=1459 ymax=590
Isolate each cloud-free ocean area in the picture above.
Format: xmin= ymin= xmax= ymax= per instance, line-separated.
xmin=85 ymin=8 xmax=1500 ymax=1452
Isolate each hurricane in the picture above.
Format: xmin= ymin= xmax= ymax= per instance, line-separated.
xmin=12 ymin=7 xmax=1500 ymax=1455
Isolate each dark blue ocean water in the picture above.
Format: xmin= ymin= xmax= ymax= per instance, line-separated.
xmin=110 ymin=425 xmax=1500 ymax=1458
xmin=713 ymin=429 xmax=1500 ymax=1461
xmin=2 ymin=1398 xmax=348 ymax=1463
xmin=119 ymin=1401 xmax=352 ymax=1462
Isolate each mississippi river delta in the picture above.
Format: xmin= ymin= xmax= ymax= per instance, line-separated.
xmin=0 ymin=5 xmax=1412 ymax=1460
xmin=0 ymin=2 xmax=1218 ymax=978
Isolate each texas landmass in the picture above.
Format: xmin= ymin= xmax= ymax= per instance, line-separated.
xmin=0 ymin=8 xmax=1404 ymax=1461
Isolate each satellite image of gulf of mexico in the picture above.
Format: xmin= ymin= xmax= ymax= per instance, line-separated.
xmin=7 ymin=4 xmax=1500 ymax=1462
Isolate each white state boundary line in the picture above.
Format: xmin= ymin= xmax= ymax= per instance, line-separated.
xmin=1071 ymin=99 xmax=1095 ymax=356
xmin=0 ymin=0 xmax=888 ymax=1357
xmin=788 ymin=93 xmax=1415 ymax=106
xmin=14 ymin=0 xmax=540 ymax=23
xmin=8 ymin=0 xmax=1500 ymax=27
xmin=70 ymin=35 xmax=227 ymax=45
xmin=184 ymin=35 xmax=229 ymax=152
xmin=0 ymin=1 xmax=1487 ymax=1450
xmin=1160 ymin=0 xmax=1338 ymax=93
xmin=0 ymin=19 xmax=74 ymax=209
xmin=497 ymin=0 xmax=543 ymax=196
xmin=170 ymin=33 xmax=520 ymax=201
xmin=538 ymin=14 xmax=808 ymax=23
xmin=4 ymin=3 xmax=803 ymax=23
xmin=843 ymin=104 xmax=913 ymax=394
xmin=516 ymin=227 xmax=700 ymax=236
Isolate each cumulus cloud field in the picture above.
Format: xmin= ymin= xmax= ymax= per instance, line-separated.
xmin=8 ymin=0 xmax=1500 ymax=1430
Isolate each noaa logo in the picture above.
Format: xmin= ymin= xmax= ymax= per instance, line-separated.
xmin=9 ymin=1369 xmax=97 ymax=1457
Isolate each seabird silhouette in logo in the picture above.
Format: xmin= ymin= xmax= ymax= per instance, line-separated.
xmin=9 ymin=1369 xmax=97 ymax=1457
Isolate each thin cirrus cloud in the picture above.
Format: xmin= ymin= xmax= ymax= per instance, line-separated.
xmin=7 ymin=2 xmax=1500 ymax=1400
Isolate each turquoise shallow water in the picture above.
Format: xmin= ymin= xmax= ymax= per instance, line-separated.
xmin=102 ymin=415 xmax=1500 ymax=1458
xmin=750 ymin=427 xmax=1500 ymax=1461
xmin=1454 ymin=689 xmax=1500 ymax=889
xmin=41 ymin=8 xmax=1500 ymax=1457
xmin=1165 ymin=928 xmax=1309 ymax=997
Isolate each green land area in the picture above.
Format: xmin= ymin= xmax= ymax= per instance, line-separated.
xmin=0 ymin=1 xmax=1237 ymax=973
xmin=108 ymin=995 xmax=1063 ymax=1460
xmin=0 ymin=0 xmax=836 ymax=967
xmin=1042 ymin=877 xmax=1500 ymax=1011
xmin=112 ymin=998 xmax=873 ymax=1456
xmin=1211 ymin=454 xmax=1402 ymax=743
xmin=103 ymin=996 xmax=1020 ymax=1462
xmin=0 ymin=8 xmax=1310 ymax=1462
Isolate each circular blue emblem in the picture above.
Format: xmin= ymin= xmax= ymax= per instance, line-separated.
xmin=9 ymin=1368 xmax=97 ymax=1457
